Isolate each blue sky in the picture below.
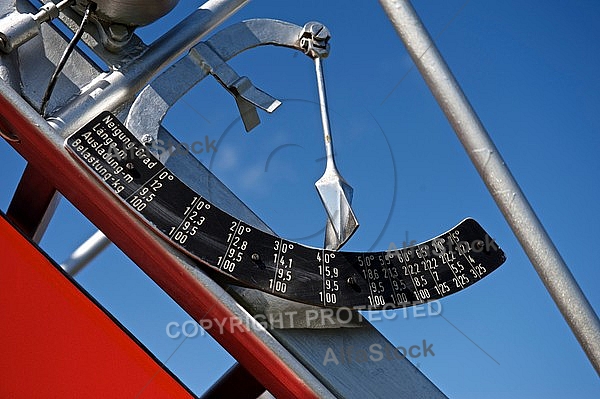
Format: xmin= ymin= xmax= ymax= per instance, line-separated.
xmin=1 ymin=0 xmax=599 ymax=397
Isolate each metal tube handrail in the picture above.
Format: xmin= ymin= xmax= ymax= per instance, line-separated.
xmin=379 ymin=0 xmax=600 ymax=375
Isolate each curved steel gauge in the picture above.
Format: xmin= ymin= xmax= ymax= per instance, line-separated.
xmin=66 ymin=111 xmax=506 ymax=309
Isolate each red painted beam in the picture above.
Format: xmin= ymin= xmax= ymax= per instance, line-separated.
xmin=0 ymin=213 xmax=195 ymax=398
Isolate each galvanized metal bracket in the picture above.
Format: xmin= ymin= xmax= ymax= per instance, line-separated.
xmin=192 ymin=42 xmax=281 ymax=132
xmin=0 ymin=0 xmax=69 ymax=53
xmin=126 ymin=18 xmax=323 ymax=141
xmin=299 ymin=21 xmax=330 ymax=59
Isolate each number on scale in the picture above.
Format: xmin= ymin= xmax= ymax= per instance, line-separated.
xmin=391 ymin=249 xmax=410 ymax=263
xmin=184 ymin=197 xmax=211 ymax=217
xmin=319 ymin=291 xmax=337 ymax=304
xmin=218 ymin=221 xmax=251 ymax=272
xmin=383 ymin=267 xmax=399 ymax=279
xmin=317 ymin=252 xmax=335 ymax=263
xmin=273 ymin=241 xmax=294 ymax=268
xmin=391 ymin=279 xmax=406 ymax=291
xmin=391 ymin=292 xmax=408 ymax=304
xmin=414 ymin=288 xmax=431 ymax=300
xmin=368 ymin=295 xmax=386 ymax=307
xmin=319 ymin=251 xmax=339 ymax=305
xmin=362 ymin=268 xmax=379 ymax=280
xmin=274 ymin=241 xmax=293 ymax=253
xmin=129 ymin=186 xmax=157 ymax=211
xmin=421 ymin=258 xmax=438 ymax=270
xmin=434 ymin=282 xmax=450 ymax=296
xmin=158 ymin=170 xmax=174 ymax=180
xmin=403 ymin=263 xmax=421 ymax=276
xmin=412 ymin=275 xmax=428 ymax=287
xmin=272 ymin=268 xmax=290 ymax=281
xmin=228 ymin=222 xmax=249 ymax=249
xmin=269 ymin=279 xmax=288 ymax=293
xmin=274 ymin=254 xmax=293 ymax=268
xmin=225 ymin=236 xmax=247 ymax=250
xmin=318 ymin=264 xmax=339 ymax=277
xmin=129 ymin=196 xmax=147 ymax=211
xmin=230 ymin=221 xmax=251 ymax=235
xmin=171 ymin=230 xmax=188 ymax=244
xmin=147 ymin=171 xmax=174 ymax=193
xmin=453 ymin=274 xmax=469 ymax=288
xmin=378 ymin=254 xmax=390 ymax=265
xmin=325 ymin=279 xmax=339 ymax=291
xmin=186 ymin=212 xmax=205 ymax=226
xmin=221 ymin=259 xmax=235 ymax=273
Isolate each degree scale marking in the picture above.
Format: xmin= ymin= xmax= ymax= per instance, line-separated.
xmin=65 ymin=112 xmax=506 ymax=309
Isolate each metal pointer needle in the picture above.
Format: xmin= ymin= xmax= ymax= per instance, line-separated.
xmin=313 ymin=56 xmax=359 ymax=250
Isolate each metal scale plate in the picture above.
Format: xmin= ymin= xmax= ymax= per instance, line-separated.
xmin=66 ymin=111 xmax=506 ymax=309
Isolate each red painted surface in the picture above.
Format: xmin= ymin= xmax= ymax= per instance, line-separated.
xmin=0 ymin=214 xmax=194 ymax=398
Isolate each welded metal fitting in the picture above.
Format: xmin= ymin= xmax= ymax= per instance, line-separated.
xmin=299 ymin=21 xmax=330 ymax=58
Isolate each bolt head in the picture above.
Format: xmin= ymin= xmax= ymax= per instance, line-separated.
xmin=308 ymin=22 xmax=323 ymax=33
xmin=141 ymin=134 xmax=152 ymax=144
xmin=305 ymin=22 xmax=330 ymax=41
xmin=315 ymin=27 xmax=330 ymax=41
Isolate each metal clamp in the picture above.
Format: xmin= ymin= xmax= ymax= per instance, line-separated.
xmin=126 ymin=18 xmax=318 ymax=142
xmin=0 ymin=0 xmax=72 ymax=53
xmin=299 ymin=21 xmax=330 ymax=59
xmin=192 ymin=42 xmax=281 ymax=132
